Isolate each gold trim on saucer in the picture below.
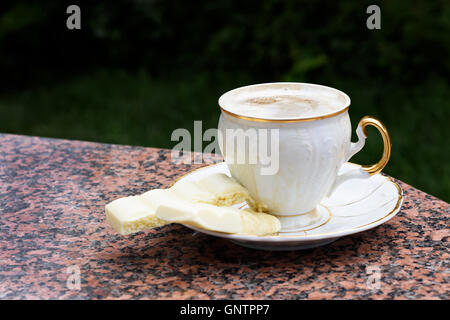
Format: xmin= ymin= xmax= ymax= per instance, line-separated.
xmin=343 ymin=177 xmax=402 ymax=229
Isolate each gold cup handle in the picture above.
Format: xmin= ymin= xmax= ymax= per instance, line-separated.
xmin=357 ymin=116 xmax=391 ymax=175
xmin=328 ymin=115 xmax=391 ymax=197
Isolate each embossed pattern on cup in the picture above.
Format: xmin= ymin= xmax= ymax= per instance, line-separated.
xmin=218 ymin=111 xmax=352 ymax=214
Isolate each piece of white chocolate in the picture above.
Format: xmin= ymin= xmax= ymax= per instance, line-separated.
xmin=240 ymin=209 xmax=281 ymax=236
xmin=105 ymin=173 xmax=275 ymax=236
xmin=170 ymin=173 xmax=249 ymax=206
xmin=170 ymin=173 xmax=268 ymax=212
xmin=105 ymin=189 xmax=168 ymax=235
xmin=156 ymin=202 xmax=280 ymax=236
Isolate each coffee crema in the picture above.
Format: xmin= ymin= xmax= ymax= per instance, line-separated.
xmin=219 ymin=83 xmax=350 ymax=120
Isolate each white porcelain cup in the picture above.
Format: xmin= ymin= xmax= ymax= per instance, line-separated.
xmin=218 ymin=83 xmax=391 ymax=231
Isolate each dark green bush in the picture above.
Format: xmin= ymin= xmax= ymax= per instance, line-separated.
xmin=0 ymin=0 xmax=449 ymax=200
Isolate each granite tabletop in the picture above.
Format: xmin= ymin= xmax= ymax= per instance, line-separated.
xmin=0 ymin=133 xmax=448 ymax=300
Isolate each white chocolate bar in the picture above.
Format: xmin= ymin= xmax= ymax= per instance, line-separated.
xmin=105 ymin=190 xmax=168 ymax=235
xmin=171 ymin=173 xmax=268 ymax=212
xmin=170 ymin=173 xmax=249 ymax=206
xmin=105 ymin=173 xmax=271 ymax=235
xmin=156 ymin=202 xmax=280 ymax=236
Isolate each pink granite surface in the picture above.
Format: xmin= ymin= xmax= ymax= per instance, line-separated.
xmin=0 ymin=133 xmax=448 ymax=299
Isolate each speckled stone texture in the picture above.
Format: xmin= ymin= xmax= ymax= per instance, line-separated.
xmin=0 ymin=133 xmax=448 ymax=300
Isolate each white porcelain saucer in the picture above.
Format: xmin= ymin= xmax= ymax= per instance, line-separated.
xmin=173 ymin=162 xmax=403 ymax=251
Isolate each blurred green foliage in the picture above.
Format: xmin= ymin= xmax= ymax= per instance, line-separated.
xmin=0 ymin=0 xmax=449 ymax=201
